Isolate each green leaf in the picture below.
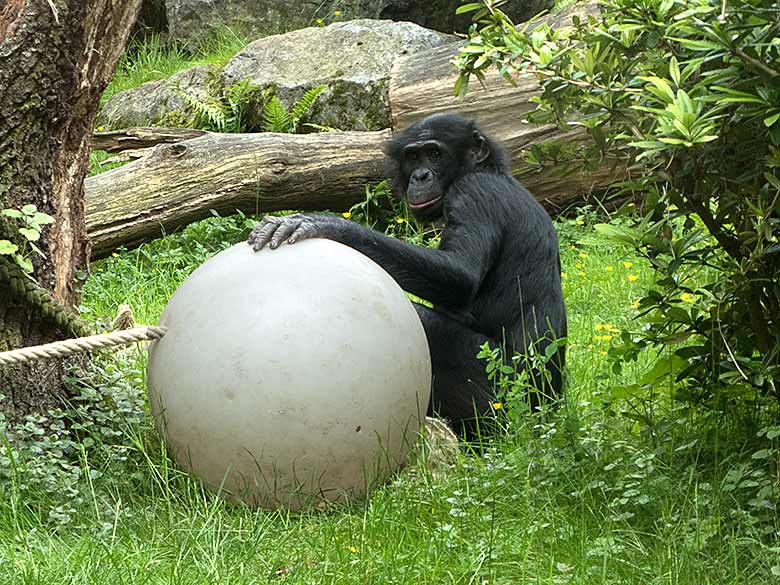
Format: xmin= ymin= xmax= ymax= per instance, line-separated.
xmin=18 ymin=227 xmax=40 ymax=242
xmin=31 ymin=212 xmax=54 ymax=226
xmin=1 ymin=208 xmax=23 ymax=219
xmin=764 ymin=173 xmax=780 ymax=191
xmin=594 ymin=223 xmax=639 ymax=244
xmin=638 ymin=76 xmax=675 ymax=102
xmin=262 ymin=96 xmax=291 ymax=133
xmin=0 ymin=240 xmax=18 ymax=255
xmin=14 ymin=254 xmax=33 ymax=272
xmin=764 ymin=112 xmax=780 ymax=127
xmin=21 ymin=204 xmax=37 ymax=215
xmin=455 ymin=2 xmax=483 ymax=14
xmin=638 ymin=355 xmax=686 ymax=386
xmin=290 ymin=84 xmax=328 ymax=130
xmin=669 ymin=56 xmax=680 ymax=86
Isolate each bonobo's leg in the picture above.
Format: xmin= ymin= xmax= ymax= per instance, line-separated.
xmin=413 ymin=304 xmax=496 ymax=438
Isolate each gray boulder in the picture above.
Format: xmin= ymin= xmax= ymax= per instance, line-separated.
xmin=98 ymin=66 xmax=215 ymax=129
xmin=343 ymin=0 xmax=553 ymax=35
xmin=166 ymin=0 xmax=322 ymax=47
xmin=221 ymin=19 xmax=454 ymax=131
xmin=165 ymin=0 xmax=552 ymax=46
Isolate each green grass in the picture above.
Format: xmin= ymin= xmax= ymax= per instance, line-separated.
xmin=102 ymin=28 xmax=248 ymax=103
xmin=0 ymin=213 xmax=776 ymax=584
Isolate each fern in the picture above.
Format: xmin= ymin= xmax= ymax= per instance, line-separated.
xmin=174 ymin=78 xmax=329 ymax=134
xmin=262 ymin=96 xmax=291 ymax=132
xmin=224 ymin=78 xmax=260 ymax=133
xmin=289 ymin=84 xmax=328 ymax=132
xmin=174 ymin=78 xmax=260 ymax=133
xmin=177 ymin=89 xmax=227 ymax=132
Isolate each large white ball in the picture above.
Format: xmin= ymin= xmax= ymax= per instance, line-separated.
xmin=147 ymin=239 xmax=431 ymax=510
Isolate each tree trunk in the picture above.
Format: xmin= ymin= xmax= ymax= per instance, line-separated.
xmin=0 ymin=0 xmax=141 ymax=420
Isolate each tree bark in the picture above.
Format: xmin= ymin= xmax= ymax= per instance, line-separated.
xmin=0 ymin=0 xmax=141 ymax=419
xmin=91 ymin=126 xmax=207 ymax=152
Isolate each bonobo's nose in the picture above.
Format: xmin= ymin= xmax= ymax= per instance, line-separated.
xmin=411 ymin=168 xmax=432 ymax=182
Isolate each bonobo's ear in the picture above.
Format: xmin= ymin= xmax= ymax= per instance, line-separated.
xmin=472 ymin=131 xmax=490 ymax=164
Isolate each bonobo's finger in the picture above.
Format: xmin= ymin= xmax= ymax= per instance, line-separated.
xmin=287 ymin=222 xmax=313 ymax=244
xmin=249 ymin=217 xmax=281 ymax=251
xmin=269 ymin=219 xmax=300 ymax=249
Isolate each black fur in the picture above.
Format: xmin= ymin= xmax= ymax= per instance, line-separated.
xmin=248 ymin=113 xmax=567 ymax=437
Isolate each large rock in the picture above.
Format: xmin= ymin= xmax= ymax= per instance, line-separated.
xmin=350 ymin=0 xmax=553 ymax=35
xmin=221 ymin=20 xmax=454 ymax=131
xmin=166 ymin=0 xmax=322 ymax=46
xmin=165 ymin=0 xmax=552 ymax=46
xmin=98 ymin=66 xmax=214 ymax=129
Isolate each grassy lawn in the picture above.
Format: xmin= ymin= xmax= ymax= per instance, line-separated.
xmin=0 ymin=212 xmax=775 ymax=583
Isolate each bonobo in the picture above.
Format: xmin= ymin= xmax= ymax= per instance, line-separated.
xmin=248 ymin=113 xmax=567 ymax=436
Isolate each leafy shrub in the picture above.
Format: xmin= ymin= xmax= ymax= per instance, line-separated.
xmin=0 ymin=361 xmax=148 ymax=527
xmin=456 ymin=0 xmax=780 ymax=408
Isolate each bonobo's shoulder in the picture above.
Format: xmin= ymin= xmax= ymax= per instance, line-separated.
xmin=450 ymin=171 xmax=535 ymax=204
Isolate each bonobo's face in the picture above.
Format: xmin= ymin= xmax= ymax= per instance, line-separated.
xmin=388 ymin=114 xmax=494 ymax=222
xmin=401 ymin=136 xmax=453 ymax=221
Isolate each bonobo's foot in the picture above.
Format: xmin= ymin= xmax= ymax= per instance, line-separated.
xmin=247 ymin=214 xmax=345 ymax=251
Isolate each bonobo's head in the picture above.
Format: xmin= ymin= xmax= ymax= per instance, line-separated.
xmin=385 ymin=113 xmax=508 ymax=221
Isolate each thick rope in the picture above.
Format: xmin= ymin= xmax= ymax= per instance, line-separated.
xmin=0 ymin=255 xmax=94 ymax=338
xmin=0 ymin=326 xmax=168 ymax=366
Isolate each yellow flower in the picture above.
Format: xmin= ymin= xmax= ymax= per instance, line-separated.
xmin=681 ymin=292 xmax=695 ymax=303
xmin=627 ymin=274 xmax=638 ymax=282
xmin=111 ymin=252 xmax=119 ymax=258
xmin=560 ymin=271 xmax=567 ymax=278
xmin=492 ymin=402 xmax=503 ymax=410
xmin=605 ymin=265 xmax=614 ymax=272
xmin=569 ymin=244 xmax=576 ymax=249
xmin=600 ymin=351 xmax=608 ymax=356
xmin=628 ymin=202 xmax=635 ymax=207
xmin=395 ymin=217 xmax=405 ymax=224
xmin=96 ymin=125 xmax=105 ymax=132
xmin=342 ymin=211 xmax=352 ymax=218
xmin=576 ymin=219 xmax=585 ymax=225
xmin=579 ymin=252 xmax=588 ymax=259
xmin=334 ymin=10 xmax=341 ymax=15
xmin=603 ymin=335 xmax=613 ymax=341
xmin=595 ymin=324 xmax=604 ymax=331
xmin=578 ymin=271 xmax=586 ymax=277
xmin=316 ymin=18 xmax=324 ymax=24
xmin=347 ymin=546 xmax=358 ymax=553
xmin=623 ymin=261 xmax=634 ymax=269
xmin=575 ymin=262 xmax=583 ymax=269
xmin=633 ymin=299 xmax=641 ymax=309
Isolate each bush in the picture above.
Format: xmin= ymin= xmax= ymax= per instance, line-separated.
xmin=456 ymin=0 xmax=780 ymax=409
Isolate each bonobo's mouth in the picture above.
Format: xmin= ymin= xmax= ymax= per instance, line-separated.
xmin=409 ymin=195 xmax=443 ymax=210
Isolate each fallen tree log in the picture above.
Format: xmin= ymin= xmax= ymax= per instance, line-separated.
xmin=85 ymin=130 xmax=389 ymax=258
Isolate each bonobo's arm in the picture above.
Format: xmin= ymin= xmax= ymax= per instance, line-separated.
xmin=248 ymin=202 xmax=499 ymax=310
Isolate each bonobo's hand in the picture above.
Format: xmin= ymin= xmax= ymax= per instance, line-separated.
xmin=247 ymin=213 xmax=346 ymax=251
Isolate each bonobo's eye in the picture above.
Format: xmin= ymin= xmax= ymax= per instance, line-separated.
xmin=429 ymin=147 xmax=441 ymax=161
xmin=405 ymin=150 xmax=419 ymax=162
